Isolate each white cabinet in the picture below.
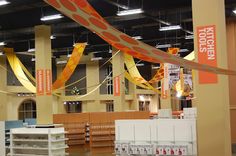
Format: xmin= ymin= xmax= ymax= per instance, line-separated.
xmin=115 ymin=119 xmax=197 ymax=156
xmin=8 ymin=127 xmax=68 ymax=156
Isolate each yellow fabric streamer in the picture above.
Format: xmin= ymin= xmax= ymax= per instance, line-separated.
xmin=5 ymin=48 xmax=36 ymax=93
xmin=124 ymin=53 xmax=161 ymax=93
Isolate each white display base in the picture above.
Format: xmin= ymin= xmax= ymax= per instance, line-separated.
xmin=115 ymin=119 xmax=197 ymax=156
xmin=8 ymin=127 xmax=68 ymax=156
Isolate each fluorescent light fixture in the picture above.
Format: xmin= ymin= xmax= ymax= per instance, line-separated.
xmin=152 ymin=66 xmax=160 ymax=69
xmin=31 ymin=58 xmax=36 ymax=62
xmin=91 ymin=57 xmax=103 ymax=61
xmin=0 ymin=0 xmax=10 ymax=6
xmin=139 ymin=95 xmax=145 ymax=101
xmin=50 ymin=35 xmax=56 ymax=39
xmin=57 ymin=60 xmax=68 ymax=64
xmin=136 ymin=63 xmax=145 ymax=67
xmin=185 ymin=35 xmax=194 ymax=40
xmin=0 ymin=42 xmax=6 ymax=46
xmin=117 ymin=8 xmax=144 ymax=16
xmin=176 ymin=92 xmax=182 ymax=98
xmin=179 ymin=49 xmax=189 ymax=53
xmin=73 ymin=42 xmax=88 ymax=47
xmin=233 ymin=9 xmax=236 ymax=15
xmin=28 ymin=48 xmax=35 ymax=52
xmin=40 ymin=14 xmax=63 ymax=21
xmin=132 ymin=36 xmax=143 ymax=40
xmin=159 ymin=25 xmax=182 ymax=31
xmin=156 ymin=44 xmax=171 ymax=49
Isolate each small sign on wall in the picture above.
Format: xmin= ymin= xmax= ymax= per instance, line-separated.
xmin=197 ymin=25 xmax=218 ymax=84
xmin=114 ymin=76 xmax=120 ymax=96
xmin=36 ymin=69 xmax=44 ymax=96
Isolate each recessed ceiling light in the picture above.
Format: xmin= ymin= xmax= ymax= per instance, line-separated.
xmin=0 ymin=0 xmax=10 ymax=6
xmin=40 ymin=14 xmax=63 ymax=21
xmin=117 ymin=8 xmax=144 ymax=16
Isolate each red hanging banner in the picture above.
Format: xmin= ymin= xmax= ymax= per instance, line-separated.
xmin=36 ymin=69 xmax=44 ymax=96
xmin=197 ymin=25 xmax=218 ymax=84
xmin=114 ymin=76 xmax=120 ymax=96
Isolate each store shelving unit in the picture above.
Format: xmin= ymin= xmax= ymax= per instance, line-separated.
xmin=64 ymin=123 xmax=86 ymax=146
xmin=8 ymin=127 xmax=68 ymax=156
xmin=53 ymin=111 xmax=149 ymax=153
xmin=0 ymin=120 xmax=24 ymax=156
xmin=90 ymin=123 xmax=115 ymax=153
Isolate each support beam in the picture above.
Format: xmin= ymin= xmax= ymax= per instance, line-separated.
xmin=192 ymin=0 xmax=231 ymax=155
xmin=35 ymin=25 xmax=53 ymax=124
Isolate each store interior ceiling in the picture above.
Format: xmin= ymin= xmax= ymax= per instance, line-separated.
xmin=0 ymin=0 xmax=236 ymax=64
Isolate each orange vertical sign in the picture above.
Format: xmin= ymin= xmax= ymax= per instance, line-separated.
xmin=45 ymin=69 xmax=52 ymax=95
xmin=114 ymin=76 xmax=120 ymax=96
xmin=197 ymin=25 xmax=218 ymax=84
xmin=161 ymin=64 xmax=169 ymax=99
xmin=36 ymin=69 xmax=44 ymax=96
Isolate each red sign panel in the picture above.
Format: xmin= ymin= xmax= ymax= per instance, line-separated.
xmin=114 ymin=76 xmax=120 ymax=96
xmin=45 ymin=69 xmax=52 ymax=95
xmin=36 ymin=69 xmax=44 ymax=96
xmin=197 ymin=25 xmax=218 ymax=84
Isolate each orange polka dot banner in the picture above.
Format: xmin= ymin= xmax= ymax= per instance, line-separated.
xmin=44 ymin=0 xmax=236 ymax=75
xmin=52 ymin=43 xmax=86 ymax=90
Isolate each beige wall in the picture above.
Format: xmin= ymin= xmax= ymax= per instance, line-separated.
xmin=0 ymin=56 xmax=7 ymax=120
xmin=226 ymin=20 xmax=236 ymax=143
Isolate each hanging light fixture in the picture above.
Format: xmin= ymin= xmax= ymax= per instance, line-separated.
xmin=159 ymin=25 xmax=182 ymax=31
xmin=0 ymin=0 xmax=10 ymax=6
xmin=233 ymin=9 xmax=236 ymax=15
xmin=117 ymin=8 xmax=144 ymax=16
xmin=40 ymin=14 xmax=63 ymax=21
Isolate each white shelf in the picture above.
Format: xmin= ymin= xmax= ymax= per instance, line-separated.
xmin=9 ymin=127 xmax=68 ymax=156
xmin=10 ymin=146 xmax=48 ymax=150
xmin=12 ymin=139 xmax=48 ymax=142
xmin=8 ymin=154 xmax=48 ymax=156
xmin=51 ymin=145 xmax=69 ymax=150
xmin=51 ymin=138 xmax=69 ymax=142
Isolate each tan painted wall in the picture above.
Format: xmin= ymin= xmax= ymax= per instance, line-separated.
xmin=0 ymin=56 xmax=7 ymax=120
xmin=226 ymin=20 xmax=236 ymax=143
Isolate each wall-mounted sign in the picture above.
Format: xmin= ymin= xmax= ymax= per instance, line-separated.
xmin=197 ymin=25 xmax=218 ymax=84
xmin=36 ymin=69 xmax=44 ymax=96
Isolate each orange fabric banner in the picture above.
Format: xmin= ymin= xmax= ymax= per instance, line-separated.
xmin=197 ymin=25 xmax=218 ymax=84
xmin=52 ymin=43 xmax=86 ymax=90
